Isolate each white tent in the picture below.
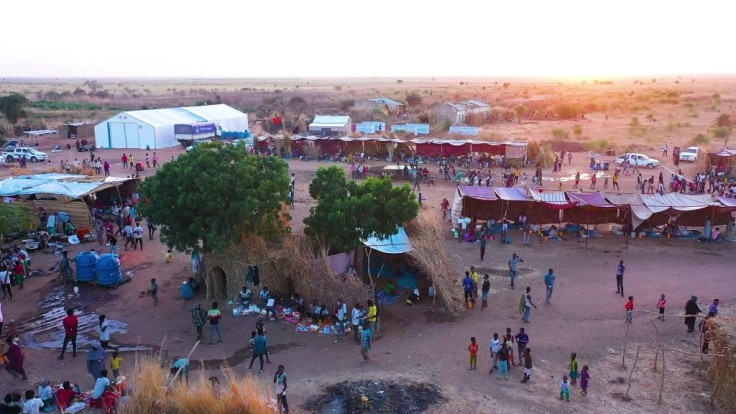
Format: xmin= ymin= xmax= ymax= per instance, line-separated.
xmin=94 ymin=104 xmax=248 ymax=149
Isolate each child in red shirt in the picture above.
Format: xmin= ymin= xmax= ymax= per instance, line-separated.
xmin=468 ymin=337 xmax=479 ymax=370
xmin=625 ymin=296 xmax=634 ymax=325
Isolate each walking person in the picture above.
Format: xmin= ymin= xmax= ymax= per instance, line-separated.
xmin=4 ymin=337 xmax=27 ymax=380
xmin=189 ymin=303 xmax=207 ymax=341
xmin=86 ymin=343 xmax=107 ymax=380
xmin=468 ymin=337 xmax=479 ymax=370
xmin=97 ymin=314 xmax=114 ymax=350
xmin=58 ymin=308 xmax=78 ymax=360
xmin=207 ymin=301 xmax=222 ymax=345
xmin=0 ymin=265 xmax=12 ymax=301
xmin=515 ymin=328 xmax=529 ymax=363
xmin=132 ymin=222 xmax=144 ymax=250
xmin=521 ymin=287 xmax=538 ymax=323
xmin=657 ymin=294 xmax=667 ymax=321
xmin=248 ymin=328 xmax=267 ymax=373
xmin=684 ymin=295 xmax=702 ymax=333
xmin=580 ymin=365 xmax=590 ymax=396
xmin=146 ymin=218 xmax=157 ymax=241
xmin=625 ymin=296 xmax=635 ymax=325
xmin=150 ymin=278 xmax=159 ymax=306
xmin=479 ymin=236 xmax=486 ymax=260
xmin=615 ymin=260 xmax=625 ymax=297
xmin=544 ymin=269 xmax=555 ymax=306
xmin=274 ymin=364 xmax=289 ymax=413
xmin=123 ymin=222 xmax=134 ymax=251
xmin=572 ymin=172 xmax=580 ymax=189
xmin=508 ymin=253 xmax=523 ymax=289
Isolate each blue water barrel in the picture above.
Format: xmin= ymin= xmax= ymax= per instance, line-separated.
xmin=96 ymin=253 xmax=123 ymax=286
xmin=75 ymin=251 xmax=99 ymax=282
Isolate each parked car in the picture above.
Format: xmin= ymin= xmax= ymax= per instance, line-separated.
xmin=614 ymin=153 xmax=660 ymax=168
xmin=3 ymin=140 xmax=20 ymax=152
xmin=3 ymin=147 xmax=48 ymax=162
xmin=185 ymin=140 xmax=211 ymax=152
xmin=679 ymin=146 xmax=700 ymax=162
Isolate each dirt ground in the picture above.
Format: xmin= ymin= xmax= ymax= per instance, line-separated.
xmin=0 ymin=139 xmax=730 ymax=414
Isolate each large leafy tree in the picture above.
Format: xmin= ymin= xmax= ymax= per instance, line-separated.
xmin=139 ymin=143 xmax=290 ymax=253
xmin=304 ymin=166 xmax=419 ymax=252
xmin=0 ymin=93 xmax=29 ymax=124
xmin=0 ymin=203 xmax=37 ymax=240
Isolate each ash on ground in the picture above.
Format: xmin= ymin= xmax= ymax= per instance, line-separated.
xmin=302 ymin=379 xmax=446 ymax=414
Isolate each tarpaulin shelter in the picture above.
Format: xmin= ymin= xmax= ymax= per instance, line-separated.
xmin=565 ymin=191 xmax=621 ymax=224
xmin=360 ymin=227 xmax=418 ymax=289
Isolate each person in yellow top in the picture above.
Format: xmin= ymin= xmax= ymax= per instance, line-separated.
xmin=470 ymin=266 xmax=480 ymax=301
xmin=612 ymin=172 xmax=620 ymax=190
xmin=111 ymin=351 xmax=123 ymax=379
xmin=365 ymin=300 xmax=377 ymax=326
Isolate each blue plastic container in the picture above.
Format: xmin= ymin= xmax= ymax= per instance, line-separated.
xmin=75 ymin=251 xmax=99 ymax=282
xmin=96 ymin=253 xmax=123 ymax=286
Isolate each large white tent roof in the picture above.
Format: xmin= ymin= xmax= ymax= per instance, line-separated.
xmin=120 ymin=104 xmax=245 ymax=128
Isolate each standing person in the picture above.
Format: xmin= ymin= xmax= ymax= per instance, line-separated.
xmin=97 ymin=314 xmax=113 ymax=349
xmin=544 ymin=269 xmax=555 ymax=306
xmin=145 ymin=153 xmax=151 ymax=168
xmin=0 ymin=303 xmax=3 ymax=339
xmin=109 ymin=235 xmax=118 ymax=256
xmin=521 ymin=348 xmax=532 ymax=383
xmin=625 ymin=296 xmax=635 ymax=325
xmin=132 ymin=222 xmax=144 ymax=250
xmin=103 ymin=161 xmax=110 ymax=176
xmin=152 ymin=152 xmax=158 ymax=168
xmin=580 ymin=365 xmax=590 ymax=396
xmin=657 ymin=294 xmax=667 ymax=321
xmin=289 ymin=173 xmax=295 ymax=191
xmin=207 ymin=302 xmax=222 ymax=345
xmin=189 ymin=303 xmax=207 ymax=341
xmin=700 ymin=312 xmax=715 ymax=354
xmin=515 ymin=328 xmax=529 ymax=363
xmin=684 ymin=295 xmax=702 ymax=333
xmin=335 ymin=299 xmax=347 ymax=343
xmin=351 ymin=304 xmax=362 ymax=344
xmin=150 ymin=279 xmax=159 ymax=306
xmin=503 ymin=328 xmax=516 ymax=367
xmin=123 ymin=222 xmax=134 ymax=251
xmin=146 ymin=218 xmax=157 ymax=241
xmin=481 ymin=275 xmax=490 ymax=309
xmin=248 ymin=328 xmax=267 ymax=373
xmin=121 ymin=153 xmax=128 ymax=169
xmin=508 ymin=253 xmax=523 ymax=289
xmin=612 ymin=172 xmax=619 ymax=190
xmin=497 ymin=343 xmax=510 ymax=380
xmin=568 ymin=152 xmax=572 ymax=165
xmin=365 ymin=300 xmax=377 ymax=329
xmin=4 ymin=338 xmax=27 ymax=380
xmin=560 ymin=375 xmax=571 ymax=402
xmin=86 ymin=343 xmax=106 ymax=380
xmin=440 ymin=198 xmax=449 ymax=220
xmin=468 ymin=337 xmax=479 ymax=370
xmin=521 ymin=287 xmax=537 ymax=323
xmin=0 ymin=265 xmax=12 ymax=301
xmin=360 ymin=324 xmax=372 ymax=362
xmin=615 ymin=260 xmax=625 ymax=297
xmin=479 ymin=236 xmax=486 ymax=260
xmin=12 ymin=260 xmax=26 ymax=290
xmin=462 ymin=272 xmax=474 ymax=305
xmin=470 ymin=266 xmax=480 ymax=301
xmin=58 ymin=308 xmax=78 ymax=359
xmin=572 ymin=172 xmax=580 ymax=189
xmin=569 ymin=353 xmax=579 ymax=385
xmin=489 ymin=333 xmax=500 ymax=373
xmin=709 ymin=299 xmax=720 ymax=316
xmin=111 ymin=352 xmax=123 ymax=380
xmin=274 ymin=365 xmax=289 ymax=414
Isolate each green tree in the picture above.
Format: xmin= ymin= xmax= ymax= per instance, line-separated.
xmin=715 ymin=113 xmax=732 ymax=128
xmin=0 ymin=93 xmax=29 ymax=124
xmin=553 ymin=103 xmax=580 ymax=120
xmin=514 ymin=105 xmax=527 ymax=123
xmin=572 ymin=124 xmax=583 ymax=137
xmin=304 ymin=167 xmax=419 ymax=252
xmin=0 ymin=203 xmax=37 ymax=240
xmin=711 ymin=126 xmax=732 ymax=148
xmin=139 ymin=143 xmax=290 ymax=254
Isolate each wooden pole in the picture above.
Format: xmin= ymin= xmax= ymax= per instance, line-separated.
xmin=650 ymin=318 xmax=660 ymax=372
xmin=624 ymin=345 xmax=640 ymax=400
xmin=622 ymin=324 xmax=631 ymax=368
xmin=657 ymin=347 xmax=665 ymax=404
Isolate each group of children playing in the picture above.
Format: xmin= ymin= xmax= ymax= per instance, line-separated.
xmin=467 ymin=335 xmax=590 ymax=402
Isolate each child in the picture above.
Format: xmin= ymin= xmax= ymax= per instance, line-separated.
xmin=569 ymin=353 xmax=579 ymax=385
xmin=503 ymin=328 xmax=515 ymax=366
xmin=23 ymin=389 xmax=44 ymax=414
xmin=521 ymin=348 xmax=532 ymax=383
xmin=580 ymin=365 xmax=590 ymax=396
xmin=625 ymin=296 xmax=635 ymax=325
xmin=657 ymin=294 xmax=666 ymax=321
xmin=150 ymin=278 xmax=159 ymax=306
xmin=481 ymin=275 xmax=490 ymax=309
xmin=559 ymin=375 xmax=571 ymax=402
xmin=249 ymin=331 xmax=256 ymax=349
xmin=111 ymin=352 xmax=123 ymax=379
xmin=165 ymin=249 xmax=173 ymax=263
xmin=468 ymin=337 xmax=479 ymax=370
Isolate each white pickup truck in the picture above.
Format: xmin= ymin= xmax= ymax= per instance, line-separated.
xmin=614 ymin=153 xmax=660 ymax=168
xmin=2 ymin=147 xmax=48 ymax=162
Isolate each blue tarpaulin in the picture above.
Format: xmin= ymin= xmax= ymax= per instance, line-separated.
xmin=361 ymin=227 xmax=413 ymax=254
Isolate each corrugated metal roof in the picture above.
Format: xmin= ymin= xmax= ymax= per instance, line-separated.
xmin=310 ymin=115 xmax=350 ymax=127
xmin=449 ymin=126 xmax=479 ymax=136
xmin=367 ymin=98 xmax=405 ymax=107
xmin=391 ymin=123 xmax=430 ymax=135
xmin=462 ymin=100 xmax=490 ymax=108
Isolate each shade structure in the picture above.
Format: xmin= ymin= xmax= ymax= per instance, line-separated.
xmin=361 ymin=227 xmax=413 ymax=254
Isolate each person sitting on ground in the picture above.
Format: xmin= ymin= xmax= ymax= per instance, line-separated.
xmin=384 ymin=281 xmax=396 ymax=295
xmin=711 ymin=227 xmax=723 ymax=242
xmin=240 ymin=286 xmax=253 ymax=307
xmin=259 ymin=287 xmax=270 ymax=306
xmin=265 ymin=297 xmax=277 ymax=321
xmin=187 ymin=277 xmax=200 ymax=293
xmin=309 ymin=301 xmax=321 ymax=324
xmin=55 ymin=381 xmax=78 ymax=413
xmin=92 ymin=370 xmax=111 ymax=400
xmin=38 ymin=379 xmax=56 ymax=412
xmin=548 ymin=226 xmax=561 ymax=241
xmin=319 ymin=304 xmax=331 ymax=323
xmin=406 ymin=288 xmax=420 ymax=306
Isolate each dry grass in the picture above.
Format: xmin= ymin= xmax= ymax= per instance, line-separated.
xmin=405 ymin=210 xmax=464 ymax=314
xmin=119 ymin=356 xmax=276 ymax=414
xmin=706 ymin=318 xmax=736 ymax=412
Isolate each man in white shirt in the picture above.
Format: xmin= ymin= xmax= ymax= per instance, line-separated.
xmin=351 ymin=304 xmax=363 ymax=344
xmin=335 ymin=299 xmax=347 ymax=342
xmin=22 ymin=389 xmax=44 ymax=414
xmin=0 ymin=268 xmax=12 ymax=301
xmin=123 ymin=223 xmax=134 ymax=251
xmin=132 ymin=222 xmax=144 ymax=250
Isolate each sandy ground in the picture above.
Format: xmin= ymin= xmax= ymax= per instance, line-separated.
xmin=0 ymin=139 xmax=729 ymax=414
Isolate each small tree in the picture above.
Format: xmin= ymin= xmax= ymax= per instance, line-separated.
xmin=551 ymin=128 xmax=569 ymax=139
xmin=139 ymin=143 xmax=290 ymax=254
xmin=304 ymin=166 xmax=419 ymax=252
xmin=554 ymin=103 xmax=580 ymax=120
xmin=406 ymin=93 xmax=422 ymax=107
xmin=711 ymin=126 xmax=732 ymax=148
xmin=573 ymin=124 xmax=583 ymax=137
xmin=0 ymin=203 xmax=37 ymax=241
xmin=514 ymin=105 xmax=528 ymax=123
xmin=715 ymin=113 xmax=732 ymax=128
xmin=0 ymin=93 xmax=29 ymax=124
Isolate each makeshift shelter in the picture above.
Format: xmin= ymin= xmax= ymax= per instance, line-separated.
xmin=359 ymin=227 xmax=419 ymax=290
xmin=0 ymin=174 xmax=139 ymax=227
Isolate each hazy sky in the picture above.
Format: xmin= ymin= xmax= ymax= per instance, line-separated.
xmin=4 ymin=0 xmax=734 ymax=78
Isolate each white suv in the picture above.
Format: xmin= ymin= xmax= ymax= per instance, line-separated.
xmin=679 ymin=146 xmax=700 ymax=162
